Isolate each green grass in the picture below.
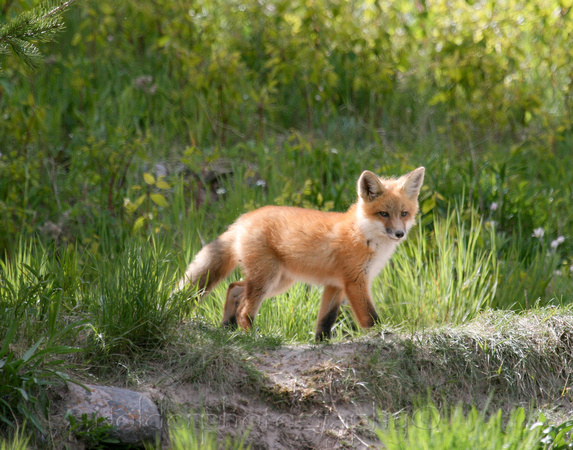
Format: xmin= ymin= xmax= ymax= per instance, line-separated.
xmin=0 ymin=429 xmax=30 ymax=450
xmin=0 ymin=244 xmax=84 ymax=438
xmin=376 ymin=402 xmax=573 ymax=449
xmin=81 ymin=243 xmax=185 ymax=357
xmin=376 ymin=209 xmax=498 ymax=328
xmin=164 ymin=414 xmax=250 ymax=450
xmin=376 ymin=405 xmax=545 ymax=450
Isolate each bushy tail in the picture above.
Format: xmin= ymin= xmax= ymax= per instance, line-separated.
xmin=175 ymin=232 xmax=237 ymax=295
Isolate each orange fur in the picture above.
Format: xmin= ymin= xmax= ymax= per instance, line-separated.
xmin=177 ymin=167 xmax=425 ymax=340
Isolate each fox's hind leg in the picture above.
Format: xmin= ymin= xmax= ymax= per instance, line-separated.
xmin=235 ymin=271 xmax=293 ymax=329
xmin=222 ymin=281 xmax=245 ymax=328
xmin=315 ymin=286 xmax=344 ymax=341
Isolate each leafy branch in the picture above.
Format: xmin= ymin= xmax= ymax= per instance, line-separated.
xmin=0 ymin=0 xmax=79 ymax=70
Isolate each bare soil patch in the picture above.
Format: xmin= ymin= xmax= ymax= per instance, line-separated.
xmin=153 ymin=340 xmax=385 ymax=449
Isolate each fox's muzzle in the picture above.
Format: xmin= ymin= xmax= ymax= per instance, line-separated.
xmin=386 ymin=228 xmax=405 ymax=239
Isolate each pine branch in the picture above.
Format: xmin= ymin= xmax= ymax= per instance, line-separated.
xmin=0 ymin=0 xmax=80 ymax=70
xmin=38 ymin=0 xmax=79 ymax=23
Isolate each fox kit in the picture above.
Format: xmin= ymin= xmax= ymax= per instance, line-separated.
xmin=177 ymin=167 xmax=424 ymax=341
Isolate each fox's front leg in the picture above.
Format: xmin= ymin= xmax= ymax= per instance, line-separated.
xmin=344 ymin=277 xmax=380 ymax=329
xmin=315 ymin=286 xmax=344 ymax=341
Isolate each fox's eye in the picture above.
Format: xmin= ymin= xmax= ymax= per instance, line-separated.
xmin=401 ymin=211 xmax=408 ymax=217
xmin=379 ymin=211 xmax=390 ymax=218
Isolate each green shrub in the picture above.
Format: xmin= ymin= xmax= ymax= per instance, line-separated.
xmin=83 ymin=243 xmax=186 ymax=357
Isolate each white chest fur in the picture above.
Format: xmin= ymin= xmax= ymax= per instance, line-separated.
xmin=366 ymin=240 xmax=398 ymax=285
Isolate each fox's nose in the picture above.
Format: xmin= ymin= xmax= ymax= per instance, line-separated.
xmin=395 ymin=230 xmax=405 ymax=239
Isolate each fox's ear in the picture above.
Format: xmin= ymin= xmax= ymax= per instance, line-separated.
xmin=358 ymin=171 xmax=385 ymax=202
xmin=402 ymin=167 xmax=425 ymax=200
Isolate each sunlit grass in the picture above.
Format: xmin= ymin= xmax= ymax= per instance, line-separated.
xmin=376 ymin=406 xmax=543 ymax=450
xmin=81 ymin=243 xmax=186 ymax=357
xmin=0 ymin=429 xmax=30 ymax=450
xmin=162 ymin=414 xmax=250 ymax=450
xmin=376 ymin=209 xmax=498 ymax=329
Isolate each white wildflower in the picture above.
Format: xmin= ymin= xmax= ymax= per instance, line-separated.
xmin=532 ymin=227 xmax=545 ymax=239
xmin=490 ymin=202 xmax=498 ymax=211
xmin=551 ymin=237 xmax=565 ymax=249
xmin=133 ymin=75 xmax=157 ymax=94
xmin=216 ymin=187 xmax=227 ymax=195
xmin=551 ymin=240 xmax=559 ymax=249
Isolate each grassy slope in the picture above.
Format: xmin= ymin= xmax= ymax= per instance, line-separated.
xmin=87 ymin=308 xmax=573 ymax=448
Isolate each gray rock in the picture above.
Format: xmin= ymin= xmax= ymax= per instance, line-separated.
xmin=66 ymin=383 xmax=161 ymax=446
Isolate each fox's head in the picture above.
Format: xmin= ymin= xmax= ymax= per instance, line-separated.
xmin=356 ymin=167 xmax=425 ymax=242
